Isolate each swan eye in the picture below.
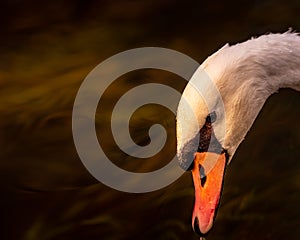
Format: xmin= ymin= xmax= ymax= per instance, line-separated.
xmin=206 ymin=111 xmax=217 ymax=123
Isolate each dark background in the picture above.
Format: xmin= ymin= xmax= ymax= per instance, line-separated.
xmin=0 ymin=0 xmax=299 ymax=239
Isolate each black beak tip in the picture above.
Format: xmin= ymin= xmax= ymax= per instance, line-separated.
xmin=193 ymin=217 xmax=208 ymax=237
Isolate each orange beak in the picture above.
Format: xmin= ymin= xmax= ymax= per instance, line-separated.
xmin=191 ymin=152 xmax=227 ymax=236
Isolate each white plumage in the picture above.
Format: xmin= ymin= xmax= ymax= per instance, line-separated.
xmin=176 ymin=32 xmax=300 ymax=236
xmin=177 ymin=32 xmax=300 ymax=165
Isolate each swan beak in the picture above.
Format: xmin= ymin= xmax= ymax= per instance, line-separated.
xmin=191 ymin=152 xmax=226 ymax=236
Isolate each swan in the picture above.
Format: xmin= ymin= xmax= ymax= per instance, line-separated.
xmin=176 ymin=32 xmax=300 ymax=237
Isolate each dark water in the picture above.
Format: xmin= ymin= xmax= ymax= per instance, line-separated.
xmin=0 ymin=1 xmax=300 ymax=239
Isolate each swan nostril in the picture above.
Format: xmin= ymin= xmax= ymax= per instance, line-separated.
xmin=199 ymin=164 xmax=207 ymax=187
xmin=200 ymin=175 xmax=207 ymax=187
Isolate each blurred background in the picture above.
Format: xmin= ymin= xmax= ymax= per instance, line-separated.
xmin=0 ymin=0 xmax=300 ymax=239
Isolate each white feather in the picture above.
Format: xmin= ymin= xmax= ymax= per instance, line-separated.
xmin=177 ymin=32 xmax=300 ymax=167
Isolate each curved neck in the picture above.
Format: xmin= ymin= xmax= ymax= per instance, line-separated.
xmin=176 ymin=33 xmax=300 ymax=168
xmin=203 ymin=32 xmax=300 ymax=160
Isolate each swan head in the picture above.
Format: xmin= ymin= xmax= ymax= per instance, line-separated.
xmin=176 ymin=60 xmax=230 ymax=236
xmin=176 ymin=36 xmax=280 ymax=236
